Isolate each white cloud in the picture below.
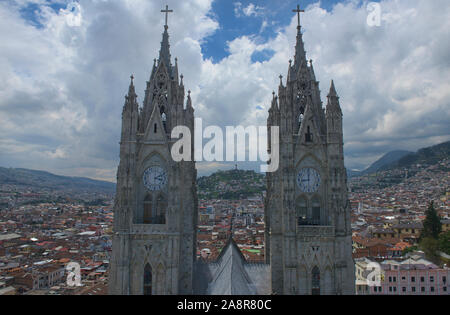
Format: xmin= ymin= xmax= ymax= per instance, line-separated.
xmin=0 ymin=0 xmax=449 ymax=180
xmin=234 ymin=2 xmax=264 ymax=18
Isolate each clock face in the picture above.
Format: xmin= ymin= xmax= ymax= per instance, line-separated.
xmin=297 ymin=168 xmax=321 ymax=193
xmin=143 ymin=166 xmax=168 ymax=191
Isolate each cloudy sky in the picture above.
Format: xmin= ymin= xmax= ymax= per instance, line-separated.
xmin=0 ymin=0 xmax=449 ymax=182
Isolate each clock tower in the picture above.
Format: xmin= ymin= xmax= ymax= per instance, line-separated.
xmin=109 ymin=6 xmax=197 ymax=295
xmin=265 ymin=5 xmax=355 ymax=295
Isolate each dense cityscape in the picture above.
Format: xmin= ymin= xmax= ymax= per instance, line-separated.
xmin=0 ymin=151 xmax=449 ymax=295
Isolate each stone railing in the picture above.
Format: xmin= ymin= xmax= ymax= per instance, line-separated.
xmin=296 ymin=225 xmax=335 ymax=237
xmin=131 ymin=223 xmax=168 ymax=235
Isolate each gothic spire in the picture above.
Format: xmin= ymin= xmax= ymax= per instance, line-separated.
xmin=128 ymin=74 xmax=136 ymax=96
xmin=159 ymin=24 xmax=172 ymax=69
xmin=293 ymin=4 xmax=307 ymax=68
xmin=309 ymin=59 xmax=316 ymax=81
xmin=328 ymin=80 xmax=338 ymax=98
xmin=326 ymin=80 xmax=342 ymax=114
xmin=158 ymin=5 xmax=173 ymax=70
xmin=186 ymin=90 xmax=193 ymax=111
xmin=125 ymin=74 xmax=137 ymax=109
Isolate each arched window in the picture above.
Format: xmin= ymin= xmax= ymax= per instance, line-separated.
xmin=155 ymin=194 xmax=167 ymax=224
xmin=143 ymin=195 xmax=152 ymax=224
xmin=312 ymin=266 xmax=320 ymax=295
xmin=154 ymin=123 xmax=157 ymax=133
xmin=305 ymin=126 xmax=313 ymax=142
xmin=296 ymin=197 xmax=307 ymax=225
xmin=312 ymin=197 xmax=320 ymax=225
xmin=161 ymin=112 xmax=167 ymax=133
xmin=144 ymin=264 xmax=152 ymax=295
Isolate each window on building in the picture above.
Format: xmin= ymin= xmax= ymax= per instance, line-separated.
xmin=412 ymin=287 xmax=416 ymax=292
xmin=393 ymin=276 xmax=397 ymax=282
xmin=421 ymin=277 xmax=425 ymax=282
xmin=312 ymin=197 xmax=320 ymax=225
xmin=430 ymin=276 xmax=434 ymax=282
xmin=430 ymin=287 xmax=435 ymax=292
xmin=389 ymin=276 xmax=392 ymax=282
xmin=402 ymin=287 xmax=406 ymax=292
xmin=311 ymin=266 xmax=320 ymax=295
xmin=143 ymin=264 xmax=152 ymax=295
xmin=411 ymin=276 xmax=415 ymax=282
xmin=305 ymin=126 xmax=313 ymax=142
xmin=154 ymin=123 xmax=157 ymax=133
xmin=155 ymin=194 xmax=167 ymax=224
xmin=389 ymin=287 xmax=392 ymax=292
xmin=296 ymin=197 xmax=307 ymax=225
xmin=402 ymin=276 xmax=406 ymax=281
xmin=421 ymin=287 xmax=425 ymax=292
xmin=443 ymin=276 xmax=447 ymax=283
xmin=143 ymin=194 xmax=153 ymax=224
xmin=443 ymin=287 xmax=447 ymax=292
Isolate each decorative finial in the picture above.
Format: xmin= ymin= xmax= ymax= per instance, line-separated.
xmin=292 ymin=4 xmax=305 ymax=29
xmin=161 ymin=5 xmax=174 ymax=28
xmin=279 ymin=74 xmax=283 ymax=85
xmin=310 ymin=59 xmax=313 ymax=65
xmin=188 ymin=90 xmax=191 ymax=96
xmin=130 ymin=74 xmax=134 ymax=82
xmin=289 ymin=59 xmax=292 ymax=65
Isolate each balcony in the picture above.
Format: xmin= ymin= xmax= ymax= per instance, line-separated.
xmin=296 ymin=223 xmax=335 ymax=238
xmin=298 ymin=218 xmax=321 ymax=226
xmin=143 ymin=215 xmax=165 ymax=225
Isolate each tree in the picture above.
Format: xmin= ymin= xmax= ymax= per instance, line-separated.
xmin=438 ymin=231 xmax=450 ymax=255
xmin=419 ymin=237 xmax=440 ymax=265
xmin=420 ymin=201 xmax=442 ymax=240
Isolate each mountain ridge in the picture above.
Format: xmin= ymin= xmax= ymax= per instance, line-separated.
xmin=0 ymin=167 xmax=116 ymax=193
xmin=348 ymin=140 xmax=450 ymax=177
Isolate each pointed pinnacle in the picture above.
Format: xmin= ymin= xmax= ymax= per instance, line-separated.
xmin=328 ymin=80 xmax=338 ymax=97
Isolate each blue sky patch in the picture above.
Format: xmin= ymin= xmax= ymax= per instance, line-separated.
xmin=19 ymin=0 xmax=69 ymax=29
xmin=200 ymin=0 xmax=345 ymax=63
xmin=251 ymin=48 xmax=275 ymax=63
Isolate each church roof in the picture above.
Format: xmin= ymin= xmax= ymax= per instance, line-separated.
xmin=207 ymin=238 xmax=256 ymax=295
xmin=194 ymin=238 xmax=270 ymax=295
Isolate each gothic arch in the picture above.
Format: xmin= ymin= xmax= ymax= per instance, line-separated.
xmin=323 ymin=266 xmax=333 ymax=295
xmin=311 ymin=266 xmax=320 ymax=295
xmin=140 ymin=152 xmax=168 ymax=174
xmin=156 ymin=263 xmax=166 ymax=295
xmin=295 ymin=154 xmax=322 ymax=171
xmin=143 ymin=263 xmax=153 ymax=295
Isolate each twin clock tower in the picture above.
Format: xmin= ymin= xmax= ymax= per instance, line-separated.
xmin=109 ymin=6 xmax=197 ymax=295
xmin=110 ymin=4 xmax=355 ymax=295
xmin=265 ymin=5 xmax=355 ymax=295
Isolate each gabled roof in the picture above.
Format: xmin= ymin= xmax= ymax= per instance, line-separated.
xmin=207 ymin=238 xmax=257 ymax=295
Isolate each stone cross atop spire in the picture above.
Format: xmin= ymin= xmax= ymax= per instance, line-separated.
xmin=158 ymin=6 xmax=173 ymax=70
xmin=292 ymin=4 xmax=307 ymax=68
xmin=292 ymin=4 xmax=305 ymax=30
xmin=161 ymin=5 xmax=173 ymax=29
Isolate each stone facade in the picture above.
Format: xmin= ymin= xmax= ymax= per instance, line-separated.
xmin=110 ymin=9 xmax=355 ymax=295
xmin=108 ymin=23 xmax=197 ymax=295
xmin=265 ymin=21 xmax=355 ymax=294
